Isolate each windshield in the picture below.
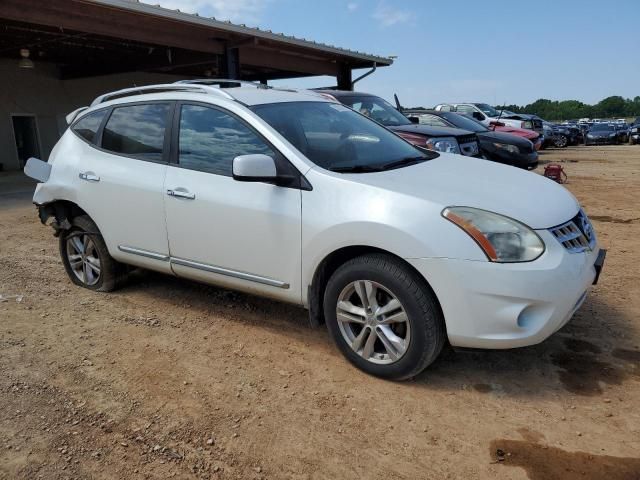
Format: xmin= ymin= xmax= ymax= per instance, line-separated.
xmin=591 ymin=124 xmax=613 ymax=132
xmin=336 ymin=95 xmax=412 ymax=127
xmin=251 ymin=101 xmax=435 ymax=172
xmin=440 ymin=112 xmax=488 ymax=133
xmin=474 ymin=103 xmax=500 ymax=117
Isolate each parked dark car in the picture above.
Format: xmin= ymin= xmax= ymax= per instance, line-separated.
xmin=584 ymin=123 xmax=619 ymax=145
xmin=542 ymin=122 xmax=580 ymax=148
xmin=316 ymin=90 xmax=481 ymax=157
xmin=403 ymin=110 xmax=538 ymax=170
xmin=630 ymin=120 xmax=640 ymax=145
xmin=613 ymin=123 xmax=630 ymax=143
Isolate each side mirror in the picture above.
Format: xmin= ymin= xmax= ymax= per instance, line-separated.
xmin=472 ymin=112 xmax=484 ymax=121
xmin=232 ymin=154 xmax=277 ymax=183
xmin=490 ymin=121 xmax=505 ymax=127
xmin=409 ymin=116 xmax=419 ymax=124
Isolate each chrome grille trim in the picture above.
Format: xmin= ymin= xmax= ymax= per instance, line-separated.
xmin=549 ymin=210 xmax=596 ymax=253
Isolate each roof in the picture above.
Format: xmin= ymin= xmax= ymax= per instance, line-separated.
xmin=315 ymin=89 xmax=379 ymax=98
xmin=1 ymin=0 xmax=393 ymax=81
xmin=93 ymin=0 xmax=393 ymax=66
xmin=86 ymin=81 xmax=333 ymax=111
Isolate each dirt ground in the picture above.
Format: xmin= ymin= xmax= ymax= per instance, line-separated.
xmin=1 ymin=146 xmax=639 ymax=480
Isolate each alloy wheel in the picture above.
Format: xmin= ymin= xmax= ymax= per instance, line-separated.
xmin=554 ymin=135 xmax=568 ymax=148
xmin=66 ymin=234 xmax=101 ymax=286
xmin=336 ymin=280 xmax=411 ymax=364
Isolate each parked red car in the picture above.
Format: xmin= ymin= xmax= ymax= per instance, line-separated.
xmin=490 ymin=121 xmax=542 ymax=150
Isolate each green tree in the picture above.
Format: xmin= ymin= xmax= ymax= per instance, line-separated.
xmin=496 ymin=95 xmax=639 ymax=120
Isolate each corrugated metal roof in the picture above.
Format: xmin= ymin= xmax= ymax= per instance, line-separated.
xmin=90 ymin=0 xmax=393 ymax=66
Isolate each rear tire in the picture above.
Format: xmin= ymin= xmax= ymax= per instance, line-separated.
xmin=59 ymin=215 xmax=124 ymax=292
xmin=323 ymin=254 xmax=445 ymax=380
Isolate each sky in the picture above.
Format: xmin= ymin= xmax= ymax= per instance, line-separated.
xmin=159 ymin=0 xmax=639 ymax=108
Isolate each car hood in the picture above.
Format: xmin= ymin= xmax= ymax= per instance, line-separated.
xmin=341 ymin=154 xmax=579 ymax=229
xmin=388 ymin=124 xmax=473 ymax=138
xmin=475 ymin=130 xmax=533 ymax=147
xmin=494 ymin=125 xmax=538 ymax=139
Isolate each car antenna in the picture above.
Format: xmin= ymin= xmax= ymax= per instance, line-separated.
xmin=394 ymin=93 xmax=403 ymax=112
xmin=493 ymin=103 xmax=506 ymax=131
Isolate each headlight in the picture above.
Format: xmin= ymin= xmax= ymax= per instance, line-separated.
xmin=587 ymin=134 xmax=594 ymax=138
xmin=493 ymin=142 xmax=520 ymax=154
xmin=632 ymin=127 xmax=638 ymax=133
xmin=426 ymin=136 xmax=460 ymax=154
xmin=442 ymin=207 xmax=544 ymax=262
xmin=609 ymin=133 xmax=616 ymax=137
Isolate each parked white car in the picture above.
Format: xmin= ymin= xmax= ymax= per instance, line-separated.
xmin=26 ymin=80 xmax=606 ymax=380
xmin=434 ymin=103 xmax=544 ymax=135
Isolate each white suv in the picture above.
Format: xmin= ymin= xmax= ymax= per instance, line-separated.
xmin=26 ymin=80 xmax=605 ymax=380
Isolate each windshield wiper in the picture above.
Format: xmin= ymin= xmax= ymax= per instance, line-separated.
xmin=379 ymin=156 xmax=427 ymax=171
xmin=329 ymin=164 xmax=382 ymax=173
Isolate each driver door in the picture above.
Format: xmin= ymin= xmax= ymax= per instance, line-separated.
xmin=163 ymin=102 xmax=302 ymax=303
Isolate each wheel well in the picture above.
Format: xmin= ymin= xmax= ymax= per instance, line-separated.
xmin=38 ymin=200 xmax=88 ymax=236
xmin=307 ymin=245 xmax=440 ymax=328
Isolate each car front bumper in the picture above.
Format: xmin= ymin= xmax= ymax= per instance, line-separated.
xmin=407 ymin=230 xmax=602 ymax=349
xmin=585 ymin=137 xmax=616 ymax=145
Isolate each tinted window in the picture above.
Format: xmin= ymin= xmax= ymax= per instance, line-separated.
xmin=252 ymin=101 xmax=435 ymax=172
xmin=337 ymin=96 xmax=411 ymax=127
xmin=591 ymin=123 xmax=613 ymax=132
xmin=72 ymin=109 xmax=107 ymax=144
xmin=474 ymin=103 xmax=500 ymax=117
xmin=455 ymin=104 xmax=476 ymax=115
xmin=440 ymin=112 xmax=488 ymax=132
xmin=416 ymin=114 xmax=450 ymax=127
xmin=102 ymin=103 xmax=171 ymax=161
xmin=178 ymin=104 xmax=275 ymax=176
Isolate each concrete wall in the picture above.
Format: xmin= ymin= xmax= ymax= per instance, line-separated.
xmin=0 ymin=58 xmax=183 ymax=171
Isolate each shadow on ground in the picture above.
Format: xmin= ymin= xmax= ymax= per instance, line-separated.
xmin=117 ymin=270 xmax=639 ymax=399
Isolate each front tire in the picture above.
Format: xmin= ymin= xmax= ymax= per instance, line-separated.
xmin=554 ymin=134 xmax=568 ymax=148
xmin=59 ymin=215 xmax=123 ymax=292
xmin=323 ymin=254 xmax=445 ymax=380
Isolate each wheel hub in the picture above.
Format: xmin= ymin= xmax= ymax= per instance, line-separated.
xmin=336 ymin=280 xmax=411 ymax=365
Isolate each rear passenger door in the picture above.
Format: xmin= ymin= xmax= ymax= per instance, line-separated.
xmin=72 ymin=101 xmax=173 ymax=273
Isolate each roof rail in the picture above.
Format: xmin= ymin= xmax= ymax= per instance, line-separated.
xmin=174 ymin=79 xmax=270 ymax=90
xmin=90 ymin=83 xmax=235 ymax=107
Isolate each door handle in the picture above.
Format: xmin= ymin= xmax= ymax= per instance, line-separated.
xmin=167 ymin=189 xmax=196 ymax=200
xmin=79 ymin=172 xmax=100 ymax=182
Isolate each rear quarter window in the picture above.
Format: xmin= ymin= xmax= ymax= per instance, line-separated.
xmin=101 ymin=103 xmax=171 ymax=161
xmin=71 ymin=109 xmax=108 ymax=144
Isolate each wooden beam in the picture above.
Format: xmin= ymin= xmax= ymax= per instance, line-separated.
xmin=0 ymin=0 xmax=225 ymax=54
xmin=240 ymin=47 xmax=338 ymax=76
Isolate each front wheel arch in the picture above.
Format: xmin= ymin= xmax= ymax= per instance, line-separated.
xmin=307 ymin=245 xmax=444 ymax=330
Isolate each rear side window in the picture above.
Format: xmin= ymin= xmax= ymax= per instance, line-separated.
xmin=102 ymin=103 xmax=171 ymax=161
xmin=455 ymin=105 xmax=475 ymax=114
xmin=72 ymin=109 xmax=107 ymax=144
xmin=417 ymin=114 xmax=449 ymax=127
xmin=178 ymin=104 xmax=275 ymax=176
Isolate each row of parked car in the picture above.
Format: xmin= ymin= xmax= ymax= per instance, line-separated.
xmin=317 ymin=93 xmax=640 ymax=170
xmin=314 ymin=95 xmax=548 ymax=170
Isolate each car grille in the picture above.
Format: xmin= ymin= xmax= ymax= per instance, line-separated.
xmin=549 ymin=210 xmax=596 ymax=253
